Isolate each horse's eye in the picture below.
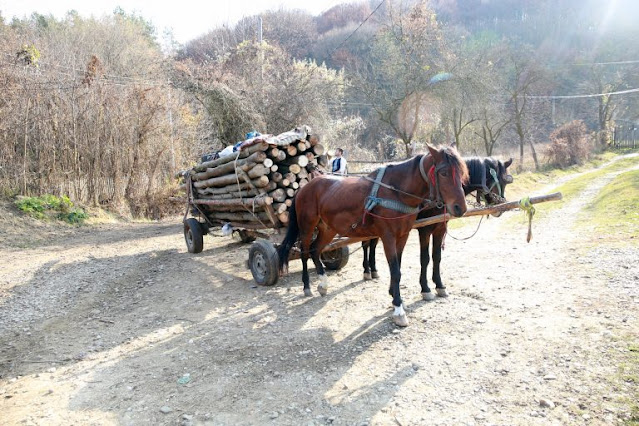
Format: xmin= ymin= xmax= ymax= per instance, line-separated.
xmin=439 ymin=170 xmax=448 ymax=177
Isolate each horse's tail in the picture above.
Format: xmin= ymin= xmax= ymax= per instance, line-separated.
xmin=277 ymin=198 xmax=299 ymax=274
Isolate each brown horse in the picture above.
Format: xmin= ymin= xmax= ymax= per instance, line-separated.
xmin=362 ymin=156 xmax=513 ymax=299
xmin=277 ymin=145 xmax=469 ymax=326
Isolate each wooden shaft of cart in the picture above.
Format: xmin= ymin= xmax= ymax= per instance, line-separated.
xmin=320 ymin=192 xmax=562 ymax=252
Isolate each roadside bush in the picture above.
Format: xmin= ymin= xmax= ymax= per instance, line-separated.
xmin=547 ymin=120 xmax=592 ymax=167
xmin=14 ymin=195 xmax=88 ymax=224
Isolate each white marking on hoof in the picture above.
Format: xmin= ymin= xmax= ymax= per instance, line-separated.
xmin=436 ymin=288 xmax=448 ymax=298
xmin=392 ymin=305 xmax=409 ymax=327
xmin=317 ymin=275 xmax=328 ymax=297
xmin=363 ymin=272 xmax=372 ymax=281
xmin=304 ymin=288 xmax=313 ymax=297
xmin=371 ymin=271 xmax=380 ymax=279
xmin=422 ymin=292 xmax=436 ymax=301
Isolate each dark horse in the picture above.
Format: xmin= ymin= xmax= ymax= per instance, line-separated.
xmin=277 ymin=145 xmax=469 ymax=327
xmin=362 ymin=156 xmax=513 ymax=300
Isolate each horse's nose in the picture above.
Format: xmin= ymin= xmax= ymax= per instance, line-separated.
xmin=453 ymin=204 xmax=464 ymax=217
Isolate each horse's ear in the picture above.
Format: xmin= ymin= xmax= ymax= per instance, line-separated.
xmin=504 ymin=157 xmax=513 ymax=169
xmin=426 ymin=144 xmax=441 ymax=161
xmin=450 ymin=141 xmax=457 ymax=149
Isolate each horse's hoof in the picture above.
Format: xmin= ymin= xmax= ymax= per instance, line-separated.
xmin=363 ymin=272 xmax=372 ymax=281
xmin=392 ymin=313 xmax=409 ymax=327
xmin=436 ymin=288 xmax=448 ymax=298
xmin=317 ymin=275 xmax=328 ymax=296
xmin=304 ymin=288 xmax=313 ymax=297
xmin=371 ymin=271 xmax=380 ymax=279
xmin=422 ymin=292 xmax=436 ymax=301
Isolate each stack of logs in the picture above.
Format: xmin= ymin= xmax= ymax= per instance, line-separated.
xmin=178 ymin=134 xmax=327 ymax=229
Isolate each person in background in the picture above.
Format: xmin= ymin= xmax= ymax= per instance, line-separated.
xmin=330 ymin=148 xmax=348 ymax=175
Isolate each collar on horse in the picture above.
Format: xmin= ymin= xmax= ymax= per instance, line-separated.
xmin=363 ymin=155 xmax=447 ymax=216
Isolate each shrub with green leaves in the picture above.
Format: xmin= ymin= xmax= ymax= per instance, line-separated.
xmin=15 ymin=195 xmax=88 ymax=224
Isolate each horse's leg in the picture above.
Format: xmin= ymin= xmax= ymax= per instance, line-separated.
xmin=381 ymin=233 xmax=410 ymax=327
xmin=300 ymin=229 xmax=314 ymax=297
xmin=310 ymin=226 xmax=337 ymax=296
xmin=431 ymin=224 xmax=448 ymax=297
xmin=369 ymin=238 xmax=380 ymax=279
xmin=362 ymin=241 xmax=372 ymax=280
xmin=418 ymin=227 xmax=435 ymax=301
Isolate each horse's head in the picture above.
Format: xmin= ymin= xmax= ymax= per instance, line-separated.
xmin=483 ymin=157 xmax=513 ymax=216
xmin=426 ymin=144 xmax=468 ymax=217
xmin=483 ymin=157 xmax=513 ymax=203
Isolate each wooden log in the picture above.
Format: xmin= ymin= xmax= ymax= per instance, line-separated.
xmin=298 ymin=178 xmax=309 ymax=188
xmin=198 ymin=180 xmax=276 ymax=197
xmin=277 ymin=178 xmax=291 ymax=188
xmin=275 ymin=151 xmax=287 ymax=162
xmin=285 ymin=188 xmax=295 ymax=198
xmin=297 ymin=168 xmax=308 ymax=180
xmin=196 ymin=181 xmax=277 ymax=199
xmin=282 ymin=155 xmax=309 ymax=168
xmin=207 ymin=211 xmax=270 ymax=222
xmin=193 ymin=151 xmax=266 ymax=181
xmin=308 ymin=134 xmax=320 ymax=146
xmin=270 ymin=172 xmax=283 ymax=183
xmin=281 ymin=164 xmax=301 ymax=174
xmin=291 ymin=182 xmax=299 ymax=190
xmin=268 ymin=147 xmax=281 ymax=158
xmin=296 ymin=141 xmax=307 ymax=152
xmin=192 ymin=196 xmax=272 ymax=208
xmin=263 ymin=158 xmax=274 ymax=168
xmin=285 ymin=199 xmax=293 ymax=207
xmin=284 ymin=172 xmax=296 ymax=183
xmin=270 ymin=164 xmax=279 ymax=172
xmin=305 ymin=152 xmax=315 ymax=162
xmin=269 ymin=188 xmax=287 ymax=203
xmin=312 ymin=144 xmax=325 ymax=156
xmin=194 ymin=164 xmax=269 ymax=189
xmin=278 ymin=211 xmax=289 ymax=224
xmin=272 ymin=203 xmax=288 ymax=214
xmin=188 ymin=175 xmax=270 ymax=194
xmin=286 ymin=145 xmax=298 ymax=157
xmin=193 ymin=142 xmax=268 ymax=172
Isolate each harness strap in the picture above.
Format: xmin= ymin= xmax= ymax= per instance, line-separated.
xmin=364 ymin=167 xmax=421 ymax=215
xmin=489 ymin=168 xmax=502 ymax=198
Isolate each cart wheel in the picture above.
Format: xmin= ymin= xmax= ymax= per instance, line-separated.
xmin=321 ymin=246 xmax=350 ymax=270
xmin=184 ymin=218 xmax=204 ymax=254
xmin=249 ymin=240 xmax=279 ymax=286
xmin=238 ymin=229 xmax=257 ymax=243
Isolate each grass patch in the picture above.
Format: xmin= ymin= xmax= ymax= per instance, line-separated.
xmin=14 ymin=194 xmax=89 ymax=224
xmin=580 ymin=168 xmax=639 ymax=243
xmin=506 ymin=151 xmax=622 ymax=201
xmin=617 ymin=339 xmax=639 ymax=424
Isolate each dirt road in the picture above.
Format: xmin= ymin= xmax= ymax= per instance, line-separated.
xmin=1 ymin=161 xmax=637 ymax=425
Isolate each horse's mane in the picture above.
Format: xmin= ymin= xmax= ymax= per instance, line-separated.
xmin=440 ymin=146 xmax=469 ymax=184
xmin=374 ymin=146 xmax=469 ymax=183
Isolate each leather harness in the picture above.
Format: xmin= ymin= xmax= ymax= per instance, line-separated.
xmin=363 ymin=155 xmax=449 ymax=216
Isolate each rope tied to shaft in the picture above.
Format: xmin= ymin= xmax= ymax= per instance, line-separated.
xmin=519 ymin=196 xmax=536 ymax=243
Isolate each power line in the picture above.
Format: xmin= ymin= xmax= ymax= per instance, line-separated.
xmin=528 ymin=87 xmax=639 ymax=99
xmin=328 ymin=0 xmax=385 ymax=58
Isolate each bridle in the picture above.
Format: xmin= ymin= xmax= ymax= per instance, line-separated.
xmin=419 ymin=154 xmax=458 ymax=210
